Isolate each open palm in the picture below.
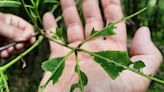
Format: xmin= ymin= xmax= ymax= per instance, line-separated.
xmin=41 ymin=0 xmax=162 ymax=92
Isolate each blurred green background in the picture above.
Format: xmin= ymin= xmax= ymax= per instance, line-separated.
xmin=0 ymin=0 xmax=164 ymax=92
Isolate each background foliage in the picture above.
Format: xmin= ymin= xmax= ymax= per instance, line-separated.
xmin=0 ymin=0 xmax=163 ymax=92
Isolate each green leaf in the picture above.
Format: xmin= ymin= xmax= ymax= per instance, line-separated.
xmin=42 ymin=57 xmax=65 ymax=84
xmin=93 ymin=51 xmax=132 ymax=79
xmin=0 ymin=1 xmax=20 ymax=7
xmin=29 ymin=9 xmax=37 ymax=21
xmin=62 ymin=27 xmax=68 ymax=44
xmin=70 ymin=64 xmax=88 ymax=92
xmin=56 ymin=28 xmax=63 ymax=39
xmin=30 ymin=0 xmax=35 ymax=6
xmin=133 ymin=61 xmax=145 ymax=70
xmin=52 ymin=28 xmax=68 ymax=44
xmin=44 ymin=0 xmax=59 ymax=4
xmin=50 ymin=4 xmax=59 ymax=13
xmin=52 ymin=28 xmax=63 ymax=40
xmin=90 ymin=23 xmax=116 ymax=38
xmin=0 ymin=1 xmax=33 ymax=8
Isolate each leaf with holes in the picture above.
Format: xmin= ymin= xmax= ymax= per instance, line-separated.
xmin=93 ymin=51 xmax=133 ymax=79
xmin=133 ymin=61 xmax=145 ymax=70
xmin=90 ymin=23 xmax=116 ymax=38
xmin=70 ymin=64 xmax=88 ymax=92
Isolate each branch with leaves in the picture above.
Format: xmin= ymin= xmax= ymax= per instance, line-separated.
xmin=0 ymin=0 xmax=163 ymax=92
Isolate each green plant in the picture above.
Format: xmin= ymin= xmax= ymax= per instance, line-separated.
xmin=0 ymin=0 xmax=164 ymax=92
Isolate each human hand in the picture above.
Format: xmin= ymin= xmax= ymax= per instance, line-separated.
xmin=0 ymin=13 xmax=35 ymax=58
xmin=41 ymin=0 xmax=163 ymax=92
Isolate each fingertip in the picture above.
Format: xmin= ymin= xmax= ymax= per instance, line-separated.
xmin=43 ymin=12 xmax=57 ymax=33
xmin=15 ymin=43 xmax=24 ymax=50
xmin=43 ymin=12 xmax=54 ymax=17
xmin=131 ymin=27 xmax=151 ymax=55
xmin=0 ymin=50 xmax=9 ymax=58
xmin=22 ymin=30 xmax=33 ymax=41
xmin=7 ymin=47 xmax=14 ymax=53
xmin=30 ymin=37 xmax=36 ymax=44
xmin=136 ymin=26 xmax=151 ymax=40
xmin=132 ymin=27 xmax=151 ymax=46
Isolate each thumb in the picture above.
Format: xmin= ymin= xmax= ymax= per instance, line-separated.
xmin=131 ymin=27 xmax=163 ymax=74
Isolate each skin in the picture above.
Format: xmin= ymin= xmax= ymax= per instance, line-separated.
xmin=40 ymin=0 xmax=163 ymax=92
xmin=0 ymin=13 xmax=35 ymax=58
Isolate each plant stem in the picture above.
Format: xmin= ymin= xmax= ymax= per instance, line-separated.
xmin=0 ymin=71 xmax=9 ymax=92
xmin=21 ymin=0 xmax=41 ymax=31
xmin=56 ymin=15 xmax=63 ymax=23
xmin=34 ymin=2 xmax=42 ymax=25
xmin=79 ymin=49 xmax=164 ymax=84
xmin=114 ymin=7 xmax=148 ymax=24
xmin=21 ymin=0 xmax=36 ymax=26
xmin=78 ymin=7 xmax=148 ymax=48
xmin=75 ymin=52 xmax=84 ymax=92
xmin=1 ymin=36 xmax=43 ymax=71
xmin=45 ymin=34 xmax=75 ymax=50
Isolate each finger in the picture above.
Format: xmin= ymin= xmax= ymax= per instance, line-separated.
xmin=15 ymin=43 xmax=24 ymax=50
xmin=0 ymin=22 xmax=23 ymax=41
xmin=60 ymin=0 xmax=84 ymax=43
xmin=7 ymin=47 xmax=14 ymax=53
xmin=2 ymin=14 xmax=35 ymax=43
xmin=0 ymin=50 xmax=9 ymax=58
xmin=43 ymin=13 xmax=71 ymax=58
xmin=43 ymin=12 xmax=57 ymax=34
xmin=5 ymin=14 xmax=29 ymax=30
xmin=82 ymin=0 xmax=104 ymax=37
xmin=9 ymin=14 xmax=36 ymax=44
xmin=131 ymin=27 xmax=163 ymax=74
xmin=43 ymin=12 xmax=58 ymax=53
xmin=0 ymin=13 xmax=7 ymax=22
xmin=24 ymin=23 xmax=36 ymax=44
xmin=0 ymin=20 xmax=34 ymax=43
xmin=101 ymin=0 xmax=126 ymax=45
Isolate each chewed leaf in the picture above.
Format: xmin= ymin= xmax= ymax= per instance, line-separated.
xmin=133 ymin=61 xmax=145 ymax=70
xmin=41 ymin=57 xmax=65 ymax=84
xmin=70 ymin=71 xmax=88 ymax=92
xmin=70 ymin=65 xmax=88 ymax=92
xmin=70 ymin=83 xmax=79 ymax=92
xmin=90 ymin=23 xmax=116 ymax=38
xmin=93 ymin=51 xmax=132 ymax=79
